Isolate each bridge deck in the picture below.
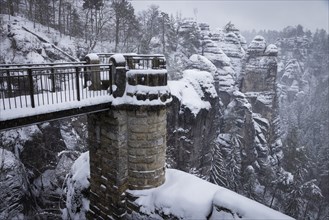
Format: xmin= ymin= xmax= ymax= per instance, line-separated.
xmin=0 ymin=62 xmax=113 ymax=130
xmin=0 ymin=54 xmax=167 ymax=131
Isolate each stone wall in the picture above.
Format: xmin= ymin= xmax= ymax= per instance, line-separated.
xmin=87 ymin=107 xmax=167 ymax=219
xmin=127 ymin=108 xmax=166 ymax=190
xmin=87 ymin=110 xmax=128 ymax=219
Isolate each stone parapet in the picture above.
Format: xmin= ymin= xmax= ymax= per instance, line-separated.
xmin=85 ymin=53 xmax=102 ymax=90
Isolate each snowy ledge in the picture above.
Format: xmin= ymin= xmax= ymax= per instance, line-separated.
xmin=128 ymin=169 xmax=294 ymax=220
xmin=167 ymin=68 xmax=218 ymax=117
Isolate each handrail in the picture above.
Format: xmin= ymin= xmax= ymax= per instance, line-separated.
xmin=97 ymin=53 xmax=166 ymax=70
xmin=0 ymin=62 xmax=86 ymax=68
xmin=0 ymin=53 xmax=167 ymax=113
xmin=0 ymin=63 xmax=112 ymax=111
xmin=0 ymin=64 xmax=110 ymax=72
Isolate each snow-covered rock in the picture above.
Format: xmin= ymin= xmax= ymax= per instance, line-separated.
xmin=128 ymin=169 xmax=293 ymax=220
xmin=265 ymin=44 xmax=278 ymax=56
xmin=167 ymin=60 xmax=220 ymax=178
xmin=0 ymin=149 xmax=30 ymax=219
xmin=247 ymin=35 xmax=267 ymax=55
xmin=188 ymin=54 xmax=218 ymax=75
xmin=63 ymin=152 xmax=90 ymax=220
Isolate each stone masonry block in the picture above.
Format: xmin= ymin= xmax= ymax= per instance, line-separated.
xmin=88 ymin=95 xmax=168 ymax=218
xmin=127 ymin=140 xmax=149 ymax=148
xmin=127 ymin=117 xmax=149 ymax=126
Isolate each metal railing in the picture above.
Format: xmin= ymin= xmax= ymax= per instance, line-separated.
xmin=0 ymin=53 xmax=166 ymax=112
xmin=0 ymin=63 xmax=112 ymax=110
xmin=97 ymin=53 xmax=166 ymax=70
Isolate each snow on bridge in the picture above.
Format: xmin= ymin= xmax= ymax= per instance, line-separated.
xmin=0 ymin=53 xmax=168 ymax=130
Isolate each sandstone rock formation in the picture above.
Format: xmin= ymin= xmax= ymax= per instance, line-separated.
xmin=166 ymin=23 xmax=285 ymax=203
xmin=167 ymin=54 xmax=220 ymax=177
xmin=0 ymin=149 xmax=30 ymax=219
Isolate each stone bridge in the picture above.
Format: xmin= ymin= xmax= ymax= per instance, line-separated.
xmin=0 ymin=53 xmax=171 ymax=219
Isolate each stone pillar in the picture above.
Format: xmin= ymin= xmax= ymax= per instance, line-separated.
xmin=87 ymin=110 xmax=128 ymax=219
xmin=109 ymin=54 xmax=127 ymax=98
xmin=85 ymin=53 xmax=102 ymax=90
xmin=127 ymin=108 xmax=167 ymax=190
xmin=87 ymin=55 xmax=171 ymax=219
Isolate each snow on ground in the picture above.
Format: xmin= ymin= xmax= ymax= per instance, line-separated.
xmin=129 ymin=169 xmax=294 ymax=220
xmin=0 ymin=15 xmax=77 ymax=64
xmin=65 ymin=152 xmax=293 ymax=219
xmin=0 ymin=125 xmax=41 ymax=157
xmin=0 ymin=148 xmax=17 ymax=169
xmin=130 ymin=169 xmax=219 ymax=219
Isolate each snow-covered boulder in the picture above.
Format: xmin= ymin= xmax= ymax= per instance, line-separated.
xmin=220 ymin=32 xmax=245 ymax=59
xmin=203 ymin=42 xmax=231 ymax=67
xmin=265 ymin=44 xmax=278 ymax=56
xmin=241 ymin=35 xmax=277 ymax=93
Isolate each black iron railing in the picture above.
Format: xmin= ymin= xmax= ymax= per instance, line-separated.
xmin=0 ymin=63 xmax=112 ymax=110
xmin=0 ymin=54 xmax=166 ymax=113
xmin=97 ymin=53 xmax=166 ymax=70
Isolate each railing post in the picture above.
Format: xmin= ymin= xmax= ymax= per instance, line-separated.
xmin=85 ymin=54 xmax=101 ymax=91
xmin=6 ymin=67 xmax=12 ymax=97
xmin=75 ymin=67 xmax=80 ymax=101
xmin=109 ymin=54 xmax=127 ymax=98
xmin=152 ymin=57 xmax=159 ymax=69
xmin=27 ymin=68 xmax=35 ymax=108
xmin=50 ymin=66 xmax=55 ymax=92
xmin=109 ymin=64 xmax=113 ymax=94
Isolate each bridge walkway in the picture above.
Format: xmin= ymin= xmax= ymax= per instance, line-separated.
xmin=0 ymin=54 xmax=166 ymax=130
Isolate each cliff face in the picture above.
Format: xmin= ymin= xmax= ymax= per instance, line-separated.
xmin=0 ymin=119 xmax=86 ymax=218
xmin=239 ymin=36 xmax=283 ymax=175
xmin=0 ymin=149 xmax=30 ymax=219
xmin=167 ymin=54 xmax=220 ymax=178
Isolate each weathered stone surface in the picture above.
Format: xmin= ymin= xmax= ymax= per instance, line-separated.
xmin=127 ymin=109 xmax=167 ymax=190
xmin=87 ymin=110 xmax=128 ymax=219
xmin=88 ymin=105 xmax=167 ymax=219
xmin=0 ymin=149 xmax=30 ymax=219
xmin=241 ymin=35 xmax=279 ymax=124
xmin=167 ymin=71 xmax=220 ymax=178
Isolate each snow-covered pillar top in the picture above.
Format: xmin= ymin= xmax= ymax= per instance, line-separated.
xmin=110 ymin=54 xmax=172 ymax=107
xmin=84 ymin=53 xmax=101 ymax=90
xmin=110 ymin=54 xmax=127 ymax=98
xmin=85 ymin=53 xmax=100 ymax=64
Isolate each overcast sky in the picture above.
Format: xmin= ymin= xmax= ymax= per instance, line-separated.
xmin=131 ymin=0 xmax=329 ymax=32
